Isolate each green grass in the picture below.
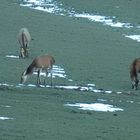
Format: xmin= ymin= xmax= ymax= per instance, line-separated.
xmin=0 ymin=88 xmax=140 ymax=140
xmin=0 ymin=0 xmax=140 ymax=139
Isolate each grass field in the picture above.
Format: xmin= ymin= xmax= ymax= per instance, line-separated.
xmin=0 ymin=0 xmax=140 ymax=139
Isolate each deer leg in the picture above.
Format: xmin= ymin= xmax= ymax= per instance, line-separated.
xmin=132 ymin=84 xmax=134 ymax=89
xmin=131 ymin=78 xmax=135 ymax=89
xmin=23 ymin=47 xmax=27 ymax=58
xmin=25 ymin=45 xmax=29 ymax=58
xmin=50 ymin=69 xmax=53 ymax=87
xmin=43 ymin=70 xmax=48 ymax=86
xmin=135 ymin=79 xmax=139 ymax=90
xmin=37 ymin=69 xmax=41 ymax=86
xmin=37 ymin=70 xmax=39 ymax=86
xmin=20 ymin=47 xmax=25 ymax=58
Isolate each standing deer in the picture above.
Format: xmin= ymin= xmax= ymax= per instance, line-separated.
xmin=130 ymin=58 xmax=140 ymax=90
xmin=21 ymin=55 xmax=55 ymax=86
xmin=18 ymin=28 xmax=31 ymax=58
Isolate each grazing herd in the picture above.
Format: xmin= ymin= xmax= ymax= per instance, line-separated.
xmin=17 ymin=28 xmax=139 ymax=90
xmin=18 ymin=27 xmax=55 ymax=86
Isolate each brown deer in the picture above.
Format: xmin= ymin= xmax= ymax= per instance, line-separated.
xmin=18 ymin=28 xmax=31 ymax=58
xmin=130 ymin=58 xmax=140 ymax=90
xmin=21 ymin=55 xmax=55 ymax=86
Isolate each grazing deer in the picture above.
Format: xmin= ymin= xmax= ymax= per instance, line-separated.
xmin=18 ymin=28 xmax=31 ymax=58
xmin=130 ymin=58 xmax=140 ymax=90
xmin=21 ymin=55 xmax=55 ymax=86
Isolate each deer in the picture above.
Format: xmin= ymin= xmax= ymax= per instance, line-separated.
xmin=18 ymin=28 xmax=31 ymax=58
xmin=21 ymin=55 xmax=55 ymax=86
xmin=130 ymin=58 xmax=140 ymax=90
